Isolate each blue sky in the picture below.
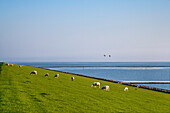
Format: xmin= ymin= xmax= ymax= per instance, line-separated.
xmin=0 ymin=0 xmax=170 ymax=62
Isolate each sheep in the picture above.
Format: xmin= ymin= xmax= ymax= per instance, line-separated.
xmin=101 ymin=85 xmax=110 ymax=91
xmin=10 ymin=64 xmax=13 ymax=66
xmin=91 ymin=82 xmax=100 ymax=88
xmin=30 ymin=71 xmax=37 ymax=75
xmin=71 ymin=77 xmax=75 ymax=81
xmin=118 ymin=82 xmax=122 ymax=84
xmin=45 ymin=73 xmax=49 ymax=77
xmin=19 ymin=65 xmax=22 ymax=68
xmin=137 ymin=85 xmax=140 ymax=88
xmin=124 ymin=87 xmax=128 ymax=91
xmin=6 ymin=63 xmax=9 ymax=66
xmin=54 ymin=74 xmax=59 ymax=78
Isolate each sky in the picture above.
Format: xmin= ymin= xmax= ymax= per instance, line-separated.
xmin=0 ymin=0 xmax=170 ymax=62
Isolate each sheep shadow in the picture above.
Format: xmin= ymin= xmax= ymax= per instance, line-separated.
xmin=23 ymin=81 xmax=31 ymax=84
xmin=30 ymin=94 xmax=42 ymax=102
xmin=40 ymin=93 xmax=50 ymax=97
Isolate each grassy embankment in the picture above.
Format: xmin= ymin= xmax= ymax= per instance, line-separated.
xmin=0 ymin=62 xmax=170 ymax=112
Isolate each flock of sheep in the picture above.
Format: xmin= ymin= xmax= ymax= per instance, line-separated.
xmin=30 ymin=70 xmax=74 ymax=82
xmin=6 ymin=63 xmax=14 ymax=67
xmin=30 ymin=70 xmax=128 ymax=92
xmin=6 ymin=63 xmax=22 ymax=68
xmin=91 ymin=82 xmax=128 ymax=91
xmin=6 ymin=63 xmax=129 ymax=92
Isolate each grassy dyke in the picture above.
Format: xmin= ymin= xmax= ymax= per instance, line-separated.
xmin=0 ymin=62 xmax=170 ymax=112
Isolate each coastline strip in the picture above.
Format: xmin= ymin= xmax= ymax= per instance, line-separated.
xmin=122 ymin=81 xmax=170 ymax=84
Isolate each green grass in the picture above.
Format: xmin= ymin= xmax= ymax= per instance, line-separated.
xmin=0 ymin=62 xmax=170 ymax=112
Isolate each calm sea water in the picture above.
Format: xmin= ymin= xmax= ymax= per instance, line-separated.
xmin=14 ymin=62 xmax=170 ymax=90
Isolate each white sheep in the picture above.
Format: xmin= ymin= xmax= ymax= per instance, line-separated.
xmin=30 ymin=71 xmax=37 ymax=75
xmin=101 ymin=85 xmax=110 ymax=91
xmin=6 ymin=63 xmax=9 ymax=66
xmin=45 ymin=73 xmax=49 ymax=77
xmin=124 ymin=87 xmax=128 ymax=91
xmin=10 ymin=64 xmax=13 ymax=66
xmin=91 ymin=82 xmax=100 ymax=88
xmin=19 ymin=65 xmax=22 ymax=68
xmin=54 ymin=74 xmax=59 ymax=78
xmin=71 ymin=77 xmax=75 ymax=81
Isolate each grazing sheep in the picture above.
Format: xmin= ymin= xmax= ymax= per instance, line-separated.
xmin=19 ymin=65 xmax=22 ymax=68
xmin=101 ymin=85 xmax=110 ymax=91
xmin=30 ymin=71 xmax=37 ymax=75
xmin=54 ymin=74 xmax=59 ymax=78
xmin=137 ymin=85 xmax=140 ymax=88
xmin=118 ymin=82 xmax=122 ymax=84
xmin=71 ymin=77 xmax=75 ymax=81
xmin=91 ymin=82 xmax=100 ymax=88
xmin=45 ymin=73 xmax=49 ymax=77
xmin=6 ymin=63 xmax=9 ymax=66
xmin=10 ymin=64 xmax=13 ymax=66
xmin=124 ymin=87 xmax=128 ymax=91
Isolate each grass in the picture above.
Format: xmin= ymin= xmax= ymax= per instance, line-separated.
xmin=0 ymin=62 xmax=170 ymax=112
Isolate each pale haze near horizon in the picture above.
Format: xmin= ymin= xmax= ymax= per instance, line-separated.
xmin=0 ymin=0 xmax=170 ymax=62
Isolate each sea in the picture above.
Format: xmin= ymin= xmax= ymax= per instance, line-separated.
xmin=13 ymin=62 xmax=170 ymax=90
